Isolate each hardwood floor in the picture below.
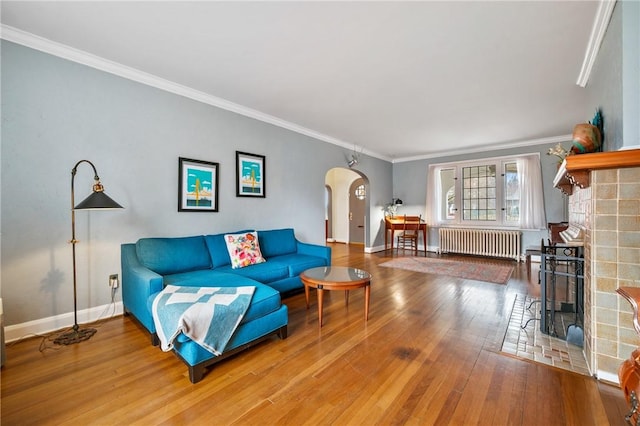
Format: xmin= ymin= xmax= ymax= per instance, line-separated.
xmin=1 ymin=243 xmax=629 ymax=425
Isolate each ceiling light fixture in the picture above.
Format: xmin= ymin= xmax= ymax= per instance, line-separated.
xmin=347 ymin=145 xmax=362 ymax=168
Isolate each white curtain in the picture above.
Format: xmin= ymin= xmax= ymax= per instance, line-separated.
xmin=425 ymin=164 xmax=440 ymax=226
xmin=517 ymin=154 xmax=547 ymax=229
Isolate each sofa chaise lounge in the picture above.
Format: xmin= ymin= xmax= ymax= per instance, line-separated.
xmin=121 ymin=228 xmax=331 ymax=383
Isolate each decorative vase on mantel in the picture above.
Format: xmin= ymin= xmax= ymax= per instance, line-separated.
xmin=571 ymin=123 xmax=601 ymax=154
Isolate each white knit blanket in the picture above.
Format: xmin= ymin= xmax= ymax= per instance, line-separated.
xmin=152 ymin=285 xmax=255 ymax=356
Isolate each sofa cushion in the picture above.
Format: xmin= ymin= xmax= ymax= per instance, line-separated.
xmin=258 ymin=228 xmax=297 ymax=258
xmin=215 ymin=262 xmax=289 ymax=284
xmin=163 ymin=269 xmax=257 ymax=288
xmin=265 ymin=276 xmax=303 ymax=294
xmin=224 ymin=231 xmax=266 ymax=269
xmin=204 ymin=230 xmax=250 ymax=269
xmin=136 ymin=236 xmax=211 ymax=276
xmin=268 ymin=253 xmax=330 ymax=277
xmin=159 ymin=271 xmax=282 ymax=325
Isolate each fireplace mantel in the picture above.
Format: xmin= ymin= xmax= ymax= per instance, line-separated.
xmin=553 ymin=149 xmax=640 ymax=195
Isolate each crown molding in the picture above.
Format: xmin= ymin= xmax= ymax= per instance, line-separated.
xmin=576 ymin=0 xmax=617 ymax=88
xmin=0 ymin=25 xmax=578 ymax=165
xmin=392 ymin=134 xmax=573 ymax=163
xmin=1 ymin=24 xmax=392 ymax=163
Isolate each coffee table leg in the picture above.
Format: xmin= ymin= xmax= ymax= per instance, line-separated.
xmin=364 ymin=283 xmax=370 ymax=321
xmin=317 ymin=286 xmax=324 ymax=327
xmin=344 ymin=290 xmax=349 ymax=306
xmin=304 ymin=283 xmax=310 ymax=309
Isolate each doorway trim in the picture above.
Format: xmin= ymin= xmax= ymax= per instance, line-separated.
xmin=325 ymin=167 xmax=370 ymax=250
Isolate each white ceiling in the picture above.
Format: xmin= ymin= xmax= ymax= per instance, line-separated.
xmin=1 ymin=1 xmax=602 ymax=161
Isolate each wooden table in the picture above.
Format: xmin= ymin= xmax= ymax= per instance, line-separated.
xmin=300 ymin=266 xmax=371 ymax=327
xmin=384 ymin=216 xmax=427 ymax=253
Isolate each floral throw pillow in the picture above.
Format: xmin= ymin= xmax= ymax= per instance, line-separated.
xmin=224 ymin=231 xmax=266 ymax=269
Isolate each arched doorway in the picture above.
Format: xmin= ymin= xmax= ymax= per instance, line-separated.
xmin=325 ymin=168 xmax=370 ymax=249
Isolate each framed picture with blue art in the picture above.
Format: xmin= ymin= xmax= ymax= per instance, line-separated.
xmin=178 ymin=157 xmax=219 ymax=212
xmin=236 ymin=151 xmax=265 ymax=198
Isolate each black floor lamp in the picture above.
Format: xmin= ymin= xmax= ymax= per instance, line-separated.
xmin=54 ymin=160 xmax=123 ymax=346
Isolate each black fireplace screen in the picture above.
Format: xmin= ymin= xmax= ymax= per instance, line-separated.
xmin=539 ymin=244 xmax=585 ymax=346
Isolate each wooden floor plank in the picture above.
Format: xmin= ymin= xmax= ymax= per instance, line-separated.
xmin=1 ymin=243 xmax=628 ymax=425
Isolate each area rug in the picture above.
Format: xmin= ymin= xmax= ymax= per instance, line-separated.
xmin=379 ymin=257 xmax=514 ymax=284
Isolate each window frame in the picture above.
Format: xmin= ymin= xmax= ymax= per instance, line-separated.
xmin=430 ymin=155 xmax=526 ymax=228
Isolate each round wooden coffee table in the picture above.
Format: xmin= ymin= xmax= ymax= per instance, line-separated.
xmin=300 ymin=266 xmax=371 ymax=327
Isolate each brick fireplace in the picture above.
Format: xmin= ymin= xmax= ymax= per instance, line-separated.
xmin=557 ymin=151 xmax=640 ymax=383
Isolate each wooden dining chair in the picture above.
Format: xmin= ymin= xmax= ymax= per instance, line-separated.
xmin=396 ymin=214 xmax=421 ymax=255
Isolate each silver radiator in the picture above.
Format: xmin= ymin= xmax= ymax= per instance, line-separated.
xmin=438 ymin=228 xmax=521 ymax=261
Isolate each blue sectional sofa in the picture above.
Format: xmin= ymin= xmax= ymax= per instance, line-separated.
xmin=121 ymin=228 xmax=331 ymax=383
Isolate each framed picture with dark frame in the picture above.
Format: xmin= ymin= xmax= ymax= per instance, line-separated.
xmin=236 ymin=151 xmax=266 ymax=198
xmin=178 ymin=157 xmax=219 ymax=212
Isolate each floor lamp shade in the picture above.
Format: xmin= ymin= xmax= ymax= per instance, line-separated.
xmin=53 ymin=160 xmax=123 ymax=346
xmin=75 ymin=190 xmax=123 ymax=210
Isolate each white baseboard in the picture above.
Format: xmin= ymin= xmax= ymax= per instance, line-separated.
xmin=597 ymin=370 xmax=619 ymax=385
xmin=366 ymin=245 xmax=386 ymax=253
xmin=367 ymin=244 xmax=438 ymax=254
xmin=5 ymin=302 xmax=124 ymax=343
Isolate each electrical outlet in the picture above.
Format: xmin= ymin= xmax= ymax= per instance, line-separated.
xmin=109 ymin=274 xmax=119 ymax=289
